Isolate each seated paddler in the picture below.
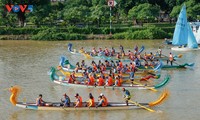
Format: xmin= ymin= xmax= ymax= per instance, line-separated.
xmin=86 ymin=93 xmax=95 ymax=108
xmin=61 ymin=93 xmax=71 ymax=107
xmin=74 ymin=93 xmax=82 ymax=108
xmin=36 ymin=94 xmax=46 ymax=106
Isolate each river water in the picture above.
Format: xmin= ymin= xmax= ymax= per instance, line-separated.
xmin=0 ymin=40 xmax=199 ymax=120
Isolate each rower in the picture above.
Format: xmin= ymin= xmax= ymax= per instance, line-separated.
xmin=36 ymin=94 xmax=46 ymax=106
xmin=114 ymin=76 xmax=121 ymax=86
xmin=92 ymin=47 xmax=97 ymax=55
xmin=87 ymin=74 xmax=95 ymax=85
xmin=86 ymin=93 xmax=95 ymax=108
xmin=96 ymin=96 xmax=105 ymax=108
xmin=74 ymin=93 xmax=82 ymax=108
xmin=96 ymin=93 xmax=108 ymax=107
xmin=116 ymin=53 xmax=120 ymax=59
xmin=61 ymin=93 xmax=71 ymax=107
xmin=122 ymin=88 xmax=131 ymax=106
xmin=98 ymin=76 xmax=105 ymax=86
xmin=81 ymin=60 xmax=86 ymax=69
xmin=75 ymin=62 xmax=80 ymax=72
xmin=106 ymin=74 xmax=113 ymax=86
xmin=79 ymin=47 xmax=84 ymax=53
xmin=110 ymin=60 xmax=116 ymax=68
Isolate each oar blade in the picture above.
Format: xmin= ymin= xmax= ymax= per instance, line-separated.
xmin=128 ymin=100 xmax=155 ymax=112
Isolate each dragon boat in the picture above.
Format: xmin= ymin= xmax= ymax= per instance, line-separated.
xmin=67 ymin=43 xmax=145 ymax=61
xmin=49 ymin=67 xmax=169 ymax=91
xmin=9 ymin=86 xmax=169 ymax=111
xmin=58 ymin=56 xmax=158 ymax=78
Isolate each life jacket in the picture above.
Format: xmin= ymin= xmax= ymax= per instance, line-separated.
xmin=102 ymin=96 xmax=108 ymax=106
xmin=72 ymin=74 xmax=76 ymax=80
xmin=107 ymin=77 xmax=113 ymax=86
xmin=115 ymin=79 xmax=121 ymax=86
xmin=119 ymin=77 xmax=123 ymax=83
xmin=88 ymin=98 xmax=95 ymax=107
xmin=98 ymin=77 xmax=104 ymax=86
xmin=36 ymin=98 xmax=43 ymax=106
xmin=119 ymin=62 xmax=123 ymax=68
xmin=68 ymin=76 xmax=73 ymax=83
xmin=88 ymin=76 xmax=95 ymax=85
xmin=93 ymin=64 xmax=97 ymax=71
xmin=169 ymin=54 xmax=173 ymax=61
xmin=76 ymin=96 xmax=82 ymax=107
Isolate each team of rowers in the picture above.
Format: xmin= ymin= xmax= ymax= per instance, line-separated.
xmin=79 ymin=45 xmax=174 ymax=66
xmin=36 ymin=88 xmax=132 ymax=107
xmin=66 ymin=60 xmax=139 ymax=86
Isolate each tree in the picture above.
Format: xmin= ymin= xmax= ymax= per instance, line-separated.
xmin=90 ymin=5 xmax=109 ymax=27
xmin=63 ymin=5 xmax=90 ymax=25
xmin=2 ymin=0 xmax=50 ymax=27
xmin=170 ymin=0 xmax=200 ymax=21
xmin=128 ymin=3 xmax=160 ymax=26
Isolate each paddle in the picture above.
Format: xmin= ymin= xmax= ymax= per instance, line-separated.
xmin=128 ymin=100 xmax=155 ymax=112
xmin=132 ymin=81 xmax=157 ymax=92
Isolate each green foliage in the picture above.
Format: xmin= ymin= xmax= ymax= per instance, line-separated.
xmin=63 ymin=5 xmax=90 ymax=24
xmin=113 ymin=26 xmax=171 ymax=39
xmin=31 ymin=28 xmax=86 ymax=40
xmin=128 ymin=3 xmax=160 ymax=23
xmin=170 ymin=0 xmax=200 ymax=21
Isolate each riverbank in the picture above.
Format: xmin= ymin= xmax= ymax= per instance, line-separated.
xmin=0 ymin=23 xmax=174 ymax=40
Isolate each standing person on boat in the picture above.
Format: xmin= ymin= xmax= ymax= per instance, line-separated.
xmin=134 ymin=45 xmax=138 ymax=55
xmin=61 ymin=93 xmax=71 ymax=107
xmin=119 ymin=45 xmax=124 ymax=55
xmin=36 ymin=94 xmax=46 ymax=106
xmin=111 ymin=47 xmax=115 ymax=56
xmin=74 ymin=93 xmax=82 ymax=108
xmin=129 ymin=70 xmax=135 ymax=86
xmin=158 ymin=47 xmax=162 ymax=58
xmin=122 ymin=88 xmax=131 ymax=106
xmin=167 ymin=52 xmax=174 ymax=66
xmin=86 ymin=93 xmax=95 ymax=108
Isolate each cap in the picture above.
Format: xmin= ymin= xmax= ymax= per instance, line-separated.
xmin=100 ymin=93 xmax=104 ymax=96
xmin=75 ymin=93 xmax=79 ymax=97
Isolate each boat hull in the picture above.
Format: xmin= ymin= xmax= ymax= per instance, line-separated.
xmin=171 ymin=47 xmax=200 ymax=51
xmin=16 ymin=102 xmax=148 ymax=111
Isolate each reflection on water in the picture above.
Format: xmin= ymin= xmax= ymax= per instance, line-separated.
xmin=1 ymin=40 xmax=200 ymax=120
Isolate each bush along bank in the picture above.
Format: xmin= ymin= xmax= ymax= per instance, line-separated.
xmin=0 ymin=25 xmax=173 ymax=40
